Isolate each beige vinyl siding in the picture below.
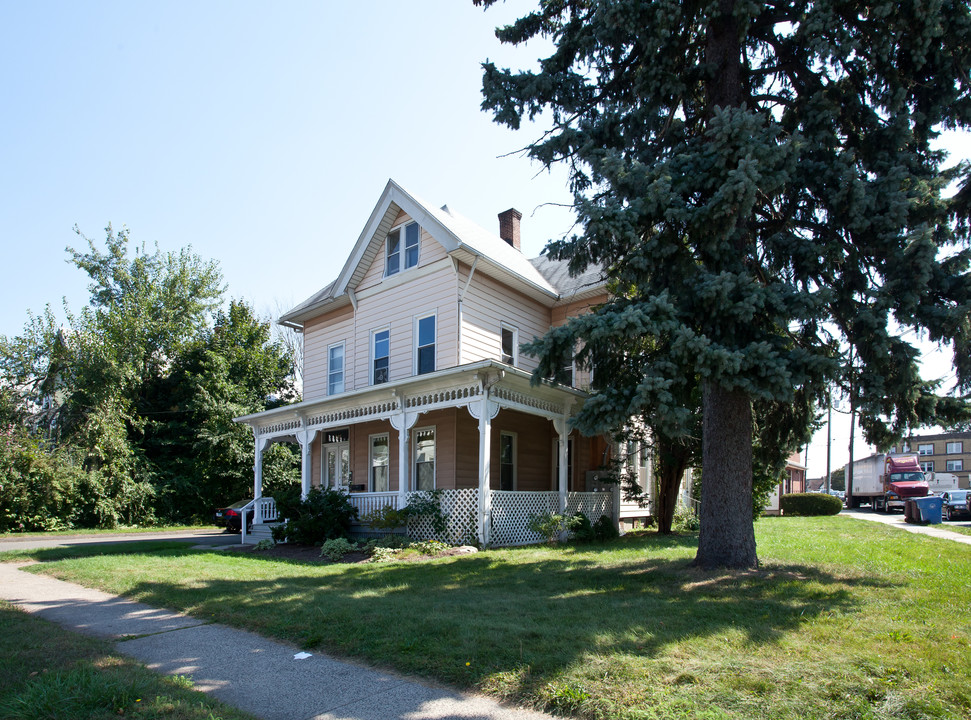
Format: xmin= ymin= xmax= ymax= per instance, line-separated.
xmin=358 ymin=212 xmax=447 ymax=292
xmin=460 ymin=268 xmax=551 ymax=372
xmin=352 ymin=262 xmax=459 ymax=387
xmin=302 ymin=305 xmax=355 ymax=401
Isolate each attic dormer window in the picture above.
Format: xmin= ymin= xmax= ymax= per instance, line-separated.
xmin=386 ymin=221 xmax=420 ymax=276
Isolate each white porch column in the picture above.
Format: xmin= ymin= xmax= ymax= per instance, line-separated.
xmin=296 ymin=428 xmax=316 ymax=501
xmin=253 ymin=430 xmax=268 ymax=500
xmin=390 ymin=406 xmax=418 ymax=509
xmin=553 ymin=417 xmax=569 ymax=516
xmin=469 ymin=374 xmax=501 ymax=546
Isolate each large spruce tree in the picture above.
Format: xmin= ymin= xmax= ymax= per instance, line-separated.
xmin=477 ymin=0 xmax=971 ymax=567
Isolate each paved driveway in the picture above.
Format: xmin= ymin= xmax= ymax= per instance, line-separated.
xmin=0 ymin=528 xmax=238 ymax=552
xmin=840 ymin=507 xmax=971 ymax=546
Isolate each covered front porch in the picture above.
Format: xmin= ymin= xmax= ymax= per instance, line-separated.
xmin=234 ymin=360 xmax=617 ymax=546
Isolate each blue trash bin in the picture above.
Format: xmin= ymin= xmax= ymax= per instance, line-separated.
xmin=911 ymin=496 xmax=943 ymax=524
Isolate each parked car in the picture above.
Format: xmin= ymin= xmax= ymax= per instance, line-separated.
xmin=214 ymin=499 xmax=253 ymax=532
xmin=940 ymin=490 xmax=970 ymax=521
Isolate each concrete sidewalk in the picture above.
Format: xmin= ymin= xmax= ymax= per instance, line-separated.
xmin=0 ymin=562 xmax=550 ymax=720
xmin=841 ymin=507 xmax=971 ymax=546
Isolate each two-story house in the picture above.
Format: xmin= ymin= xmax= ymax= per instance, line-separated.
xmin=234 ymin=180 xmax=653 ymax=545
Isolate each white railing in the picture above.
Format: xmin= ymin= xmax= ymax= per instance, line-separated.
xmin=240 ymin=496 xmax=278 ymax=544
xmin=348 ymin=492 xmax=400 ymax=519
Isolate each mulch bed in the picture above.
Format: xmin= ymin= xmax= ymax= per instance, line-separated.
xmin=225 ymin=542 xmax=477 ymax=564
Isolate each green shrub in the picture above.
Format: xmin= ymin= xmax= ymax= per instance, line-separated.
xmin=672 ymin=504 xmax=700 ymax=532
xmin=320 ymin=537 xmax=357 ymax=561
xmin=780 ymin=492 xmax=843 ymax=516
xmin=361 ymin=504 xmax=408 ymax=530
xmin=592 ymin=514 xmax=619 ymax=541
xmin=271 ymin=486 xmax=358 ymax=545
xmin=568 ymin=512 xmax=594 ymax=541
xmin=254 ymin=539 xmax=275 ymax=551
xmin=404 ymin=490 xmax=448 ymax=535
xmin=528 ymin=512 xmax=569 ymax=543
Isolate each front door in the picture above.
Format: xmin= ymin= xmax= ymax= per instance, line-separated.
xmin=323 ymin=443 xmax=350 ymax=490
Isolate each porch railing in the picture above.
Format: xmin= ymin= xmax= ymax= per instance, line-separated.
xmin=347 ymin=491 xmax=400 ymax=519
xmin=240 ymin=496 xmax=279 ymax=544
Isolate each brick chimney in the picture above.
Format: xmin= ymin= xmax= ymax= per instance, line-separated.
xmin=498 ymin=208 xmax=522 ymax=251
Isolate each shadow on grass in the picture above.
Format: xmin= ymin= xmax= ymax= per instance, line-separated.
xmin=32 ymin=534 xmax=897 ymax=698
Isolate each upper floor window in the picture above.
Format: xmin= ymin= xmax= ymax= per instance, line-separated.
xmin=372 ymin=328 xmax=390 ymax=385
xmin=920 ymin=460 xmax=934 ymax=473
xmin=328 ymin=342 xmax=345 ymax=395
xmin=415 ymin=427 xmax=436 ymax=491
xmin=386 ymin=222 xmax=420 ymax=276
xmin=946 ymin=441 xmax=963 ymax=454
xmin=918 ymin=443 xmax=934 ymax=455
xmin=416 ymin=314 xmax=435 ymax=375
xmin=947 ymin=459 xmax=963 ymax=472
xmin=500 ymin=324 xmax=517 ymax=366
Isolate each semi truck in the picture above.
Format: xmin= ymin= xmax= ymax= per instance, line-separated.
xmin=845 ymin=453 xmax=929 ymax=512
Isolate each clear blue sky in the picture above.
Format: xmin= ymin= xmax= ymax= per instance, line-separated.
xmin=1 ymin=1 xmax=969 ymax=478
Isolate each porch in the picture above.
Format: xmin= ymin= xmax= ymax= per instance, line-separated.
xmin=234 ymin=360 xmax=621 ymax=546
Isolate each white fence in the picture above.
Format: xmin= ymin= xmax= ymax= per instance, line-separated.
xmin=346 ymin=488 xmax=612 ymax=547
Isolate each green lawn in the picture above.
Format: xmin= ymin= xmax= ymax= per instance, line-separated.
xmin=0 ymin=601 xmax=258 ymax=720
xmin=941 ymin=522 xmax=971 ymax=537
xmin=7 ymin=516 xmax=971 ymax=720
xmin=0 ymin=525 xmax=206 ymax=540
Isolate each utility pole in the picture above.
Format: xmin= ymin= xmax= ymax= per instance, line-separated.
xmin=846 ymin=349 xmax=855 ymax=507
xmin=825 ymin=390 xmax=832 ymax=494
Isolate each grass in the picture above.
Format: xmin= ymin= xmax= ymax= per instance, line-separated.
xmin=7 ymin=516 xmax=971 ymax=720
xmin=941 ymin=522 xmax=971 ymax=537
xmin=0 ymin=600 xmax=258 ymax=720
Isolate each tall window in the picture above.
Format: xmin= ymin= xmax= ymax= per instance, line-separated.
xmin=328 ymin=342 xmax=344 ymax=395
xmin=918 ymin=443 xmax=934 ymax=455
xmin=946 ymin=441 xmax=963 ymax=454
xmin=500 ymin=324 xmax=517 ymax=366
xmin=947 ymin=459 xmax=963 ymax=472
xmin=370 ymin=434 xmax=389 ymax=492
xmin=416 ymin=314 xmax=435 ymax=375
xmin=372 ymin=328 xmax=390 ymax=384
xmin=553 ymin=361 xmax=574 ymax=386
xmin=500 ymin=432 xmax=516 ymax=490
xmin=386 ymin=222 xmax=420 ymax=276
xmin=414 ymin=428 xmax=436 ymax=491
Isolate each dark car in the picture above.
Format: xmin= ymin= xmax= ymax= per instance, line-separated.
xmin=940 ymin=490 xmax=970 ymax=521
xmin=214 ymin=499 xmax=253 ymax=532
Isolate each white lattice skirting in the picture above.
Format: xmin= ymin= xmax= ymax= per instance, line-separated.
xmin=350 ymin=489 xmax=613 ymax=548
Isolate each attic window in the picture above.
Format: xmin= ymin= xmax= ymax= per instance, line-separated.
xmin=386 ymin=222 xmax=420 ymax=276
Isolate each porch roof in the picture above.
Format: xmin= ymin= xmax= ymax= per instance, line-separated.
xmin=234 ymin=360 xmax=587 ymax=441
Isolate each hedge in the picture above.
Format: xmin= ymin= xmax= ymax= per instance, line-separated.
xmin=780 ymin=492 xmax=843 ymax=516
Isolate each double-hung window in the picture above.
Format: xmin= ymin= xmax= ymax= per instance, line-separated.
xmin=500 ymin=324 xmax=517 ymax=366
xmin=416 ymin=314 xmax=435 ymax=375
xmin=918 ymin=443 xmax=934 ymax=455
xmin=921 ymin=460 xmax=934 ymax=473
xmin=947 ymin=459 xmax=963 ymax=472
xmin=946 ymin=441 xmax=963 ymax=454
xmin=414 ymin=428 xmax=436 ymax=491
xmin=500 ymin=432 xmax=517 ymax=490
xmin=386 ymin=222 xmax=420 ymax=276
xmin=370 ymin=434 xmax=389 ymax=492
xmin=328 ymin=342 xmax=345 ymax=395
xmin=372 ymin=328 xmax=390 ymax=385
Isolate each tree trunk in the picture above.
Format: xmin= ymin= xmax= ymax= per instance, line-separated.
xmin=694 ymin=382 xmax=758 ymax=569
xmin=655 ymin=438 xmax=690 ymax=534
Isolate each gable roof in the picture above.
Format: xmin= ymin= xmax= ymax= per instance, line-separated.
xmin=280 ymin=179 xmax=602 ymax=328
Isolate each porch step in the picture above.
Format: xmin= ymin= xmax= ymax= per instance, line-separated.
xmin=242 ymin=523 xmax=279 ymax=545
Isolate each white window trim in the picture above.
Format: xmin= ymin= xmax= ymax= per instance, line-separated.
xmin=370 ymin=326 xmax=390 ymax=385
xmin=327 ymin=341 xmax=345 ymax=395
xmin=500 ymin=323 xmax=518 ymax=366
xmin=413 ymin=425 xmax=437 ymax=491
xmin=946 ymin=459 xmax=963 ymax=472
xmin=414 ymin=312 xmax=437 ymax=376
xmin=920 ymin=460 xmax=934 ymax=473
xmin=369 ymin=432 xmax=390 ymax=492
xmin=946 ymin=441 xmax=963 ymax=454
xmin=917 ymin=444 xmax=934 ymax=455
xmin=500 ymin=430 xmax=518 ymax=491
xmin=384 ymin=221 xmax=421 ymax=278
